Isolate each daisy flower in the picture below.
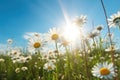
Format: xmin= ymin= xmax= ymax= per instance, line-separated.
xmin=8 ymin=49 xmax=21 ymax=58
xmin=0 ymin=58 xmax=5 ymax=62
xmin=12 ymin=55 xmax=31 ymax=63
xmin=108 ymin=11 xmax=120 ymax=28
xmin=24 ymin=32 xmax=41 ymax=40
xmin=88 ymin=30 xmax=100 ymax=39
xmin=48 ymin=50 xmax=57 ymax=59
xmin=25 ymin=55 xmax=32 ymax=61
xmin=105 ymin=45 xmax=118 ymax=52
xmin=114 ymin=53 xmax=119 ymax=58
xmin=41 ymin=53 xmax=49 ymax=60
xmin=24 ymin=32 xmax=45 ymax=53
xmin=92 ymin=62 xmax=116 ymax=79
xmin=15 ymin=68 xmax=20 ymax=73
xmin=7 ymin=39 xmax=13 ymax=44
xmin=41 ymin=48 xmax=57 ymax=61
xmin=45 ymin=27 xmax=61 ymax=44
xmin=43 ymin=61 xmax=56 ymax=71
xmin=73 ymin=15 xmax=87 ymax=27
xmin=96 ymin=25 xmax=103 ymax=31
xmin=15 ymin=56 xmax=27 ymax=63
xmin=27 ymin=34 xmax=45 ymax=53
xmin=107 ymin=33 xmax=114 ymax=38
xmin=60 ymin=36 xmax=71 ymax=47
xmin=21 ymin=66 xmax=28 ymax=71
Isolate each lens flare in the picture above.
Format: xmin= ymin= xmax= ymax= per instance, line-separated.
xmin=62 ymin=25 xmax=80 ymax=42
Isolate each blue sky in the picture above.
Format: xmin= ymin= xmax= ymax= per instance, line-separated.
xmin=0 ymin=0 xmax=120 ymax=47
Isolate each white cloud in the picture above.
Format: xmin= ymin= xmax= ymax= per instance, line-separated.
xmin=0 ymin=44 xmax=7 ymax=54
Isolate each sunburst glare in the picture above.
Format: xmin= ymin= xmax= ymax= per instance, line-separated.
xmin=62 ymin=24 xmax=80 ymax=43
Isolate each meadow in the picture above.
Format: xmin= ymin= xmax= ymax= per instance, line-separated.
xmin=0 ymin=1 xmax=120 ymax=80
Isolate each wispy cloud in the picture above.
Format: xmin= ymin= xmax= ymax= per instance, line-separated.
xmin=0 ymin=43 xmax=7 ymax=54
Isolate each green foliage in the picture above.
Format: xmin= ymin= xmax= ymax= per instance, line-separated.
xmin=0 ymin=48 xmax=120 ymax=80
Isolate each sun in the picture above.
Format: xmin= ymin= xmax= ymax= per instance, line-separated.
xmin=62 ymin=24 xmax=80 ymax=42
xmin=59 ymin=0 xmax=80 ymax=43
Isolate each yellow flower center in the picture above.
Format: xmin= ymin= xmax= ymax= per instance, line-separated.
xmin=34 ymin=42 xmax=41 ymax=48
xmin=51 ymin=34 xmax=59 ymax=40
xmin=100 ymin=68 xmax=110 ymax=75
xmin=48 ymin=66 xmax=52 ymax=70
xmin=35 ymin=34 xmax=39 ymax=37
xmin=111 ymin=46 xmax=115 ymax=51
xmin=97 ymin=26 xmax=102 ymax=31
xmin=62 ymin=41 xmax=69 ymax=46
xmin=14 ymin=52 xmax=17 ymax=55
xmin=113 ymin=17 xmax=120 ymax=23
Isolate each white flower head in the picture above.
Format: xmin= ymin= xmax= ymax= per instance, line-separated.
xmin=17 ymin=56 xmax=28 ymax=63
xmin=41 ymin=53 xmax=49 ymax=60
xmin=12 ymin=56 xmax=30 ymax=63
xmin=24 ymin=32 xmax=41 ymax=39
xmin=108 ymin=11 xmax=120 ymax=28
xmin=92 ymin=62 xmax=116 ymax=79
xmin=45 ymin=27 xmax=61 ymax=45
xmin=8 ymin=49 xmax=21 ymax=58
xmin=24 ymin=32 xmax=46 ymax=53
xmin=114 ymin=53 xmax=119 ymax=58
xmin=0 ymin=58 xmax=5 ymax=62
xmin=107 ymin=33 xmax=114 ymax=38
xmin=60 ymin=36 xmax=71 ymax=47
xmin=25 ymin=55 xmax=32 ymax=61
xmin=15 ymin=68 xmax=20 ymax=73
xmin=105 ymin=45 xmax=118 ymax=52
xmin=49 ymin=50 xmax=58 ymax=59
xmin=7 ymin=39 xmax=13 ymax=44
xmin=41 ymin=49 xmax=57 ymax=61
xmin=96 ymin=25 xmax=104 ymax=31
xmin=27 ymin=35 xmax=45 ymax=53
xmin=88 ymin=30 xmax=100 ymax=38
xmin=73 ymin=15 xmax=87 ymax=27
xmin=21 ymin=67 xmax=28 ymax=71
xmin=43 ymin=61 xmax=56 ymax=71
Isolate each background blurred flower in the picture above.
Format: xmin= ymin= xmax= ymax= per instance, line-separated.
xmin=105 ymin=45 xmax=118 ymax=52
xmin=15 ymin=68 xmax=20 ymax=73
xmin=8 ymin=49 xmax=21 ymax=58
xmin=24 ymin=32 xmax=41 ymax=40
xmin=0 ymin=58 xmax=5 ymax=62
xmin=43 ymin=61 xmax=56 ymax=71
xmin=73 ymin=15 xmax=87 ymax=27
xmin=96 ymin=25 xmax=103 ymax=31
xmin=88 ymin=30 xmax=100 ymax=39
xmin=7 ymin=39 xmax=13 ymax=44
xmin=21 ymin=66 xmax=28 ymax=71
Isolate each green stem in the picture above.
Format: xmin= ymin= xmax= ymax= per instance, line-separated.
xmin=93 ymin=38 xmax=96 ymax=48
xmin=65 ymin=46 xmax=71 ymax=80
xmin=83 ymin=40 xmax=90 ymax=80
xmin=54 ymin=41 xmax=59 ymax=80
xmin=55 ymin=41 xmax=58 ymax=52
